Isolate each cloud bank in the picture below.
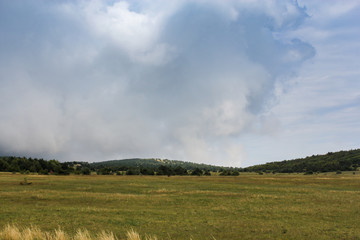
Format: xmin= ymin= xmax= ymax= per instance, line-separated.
xmin=0 ymin=0 xmax=315 ymax=166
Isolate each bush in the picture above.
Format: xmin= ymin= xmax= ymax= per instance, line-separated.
xmin=174 ymin=166 xmax=188 ymax=175
xmin=157 ymin=166 xmax=175 ymax=176
xmin=97 ymin=168 xmax=112 ymax=175
xmin=126 ymin=169 xmax=140 ymax=175
xmin=191 ymin=168 xmax=203 ymax=176
xmin=220 ymin=170 xmax=230 ymax=176
xmin=140 ymin=168 xmax=155 ymax=175
xmin=203 ymin=170 xmax=211 ymax=176
xmin=81 ymin=167 xmax=91 ymax=175
xmin=39 ymin=169 xmax=49 ymax=175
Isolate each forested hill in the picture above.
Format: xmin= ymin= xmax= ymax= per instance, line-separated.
xmin=90 ymin=158 xmax=230 ymax=172
xmin=244 ymin=149 xmax=360 ymax=173
xmin=0 ymin=156 xmax=238 ymax=176
xmin=1 ymin=149 xmax=360 ymax=175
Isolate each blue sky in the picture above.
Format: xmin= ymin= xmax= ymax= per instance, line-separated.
xmin=0 ymin=0 xmax=359 ymax=167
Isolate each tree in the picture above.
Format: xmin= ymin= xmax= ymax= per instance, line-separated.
xmin=9 ymin=162 xmax=20 ymax=172
xmin=126 ymin=169 xmax=140 ymax=175
xmin=81 ymin=167 xmax=91 ymax=175
xmin=220 ymin=170 xmax=230 ymax=176
xmin=140 ymin=168 xmax=155 ymax=175
xmin=191 ymin=168 xmax=203 ymax=176
xmin=97 ymin=168 xmax=112 ymax=175
xmin=0 ymin=159 xmax=9 ymax=171
xmin=174 ymin=166 xmax=188 ymax=175
xmin=157 ymin=165 xmax=174 ymax=176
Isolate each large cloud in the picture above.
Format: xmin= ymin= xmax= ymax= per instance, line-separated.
xmin=0 ymin=0 xmax=314 ymax=166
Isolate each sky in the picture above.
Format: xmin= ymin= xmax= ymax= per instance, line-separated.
xmin=0 ymin=0 xmax=359 ymax=167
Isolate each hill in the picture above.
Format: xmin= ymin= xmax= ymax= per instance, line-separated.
xmin=0 ymin=156 xmax=238 ymax=175
xmin=90 ymin=158 xmax=233 ymax=172
xmin=2 ymin=148 xmax=360 ymax=175
xmin=244 ymin=149 xmax=360 ymax=173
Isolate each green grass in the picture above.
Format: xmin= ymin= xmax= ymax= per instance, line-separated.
xmin=0 ymin=172 xmax=360 ymax=239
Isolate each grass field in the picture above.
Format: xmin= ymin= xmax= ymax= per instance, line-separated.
xmin=0 ymin=172 xmax=360 ymax=239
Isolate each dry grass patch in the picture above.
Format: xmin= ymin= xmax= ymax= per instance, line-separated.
xmin=147 ymin=188 xmax=177 ymax=194
xmin=0 ymin=225 xmax=155 ymax=240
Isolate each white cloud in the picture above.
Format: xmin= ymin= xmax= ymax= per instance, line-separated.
xmin=73 ymin=0 xmax=177 ymax=65
xmin=240 ymin=0 xmax=360 ymax=166
xmin=0 ymin=0 xmax=318 ymax=166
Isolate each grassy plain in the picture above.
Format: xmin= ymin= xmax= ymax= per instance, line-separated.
xmin=0 ymin=172 xmax=360 ymax=239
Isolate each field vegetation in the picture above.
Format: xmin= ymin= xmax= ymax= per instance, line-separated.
xmin=1 ymin=172 xmax=359 ymax=239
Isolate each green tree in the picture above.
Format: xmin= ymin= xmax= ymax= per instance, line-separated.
xmin=0 ymin=159 xmax=9 ymax=171
xmin=81 ymin=167 xmax=91 ymax=175
xmin=191 ymin=168 xmax=203 ymax=176
xmin=174 ymin=166 xmax=188 ymax=175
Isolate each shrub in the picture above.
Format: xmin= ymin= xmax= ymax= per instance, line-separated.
xmin=81 ymin=167 xmax=91 ymax=175
xmin=219 ymin=170 xmax=230 ymax=176
xmin=126 ymin=169 xmax=140 ymax=175
xmin=174 ymin=166 xmax=188 ymax=175
xmin=140 ymin=168 xmax=155 ymax=175
xmin=203 ymin=170 xmax=211 ymax=176
xmin=20 ymin=177 xmax=32 ymax=185
xmin=39 ymin=169 xmax=49 ymax=175
xmin=97 ymin=168 xmax=112 ymax=175
xmin=191 ymin=168 xmax=203 ymax=176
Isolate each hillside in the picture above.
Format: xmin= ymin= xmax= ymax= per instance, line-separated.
xmin=0 ymin=156 xmax=238 ymax=175
xmin=90 ymin=158 xmax=233 ymax=172
xmin=2 ymin=148 xmax=360 ymax=175
xmin=244 ymin=149 xmax=360 ymax=173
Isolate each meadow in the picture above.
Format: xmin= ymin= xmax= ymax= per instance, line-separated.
xmin=0 ymin=172 xmax=359 ymax=239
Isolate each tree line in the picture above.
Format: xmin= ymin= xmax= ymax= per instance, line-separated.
xmin=244 ymin=149 xmax=360 ymax=173
xmin=3 ymin=148 xmax=358 ymax=175
xmin=0 ymin=156 xmax=241 ymax=176
xmin=0 ymin=156 xmax=74 ymax=175
xmin=90 ymin=158 xmax=234 ymax=172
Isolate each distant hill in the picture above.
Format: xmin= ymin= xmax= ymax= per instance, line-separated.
xmin=90 ymin=158 xmax=234 ymax=172
xmin=244 ymin=149 xmax=360 ymax=173
xmin=2 ymin=149 xmax=360 ymax=175
xmin=0 ymin=156 xmax=237 ymax=175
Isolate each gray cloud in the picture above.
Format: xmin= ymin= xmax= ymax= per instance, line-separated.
xmin=0 ymin=0 xmax=314 ymax=166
